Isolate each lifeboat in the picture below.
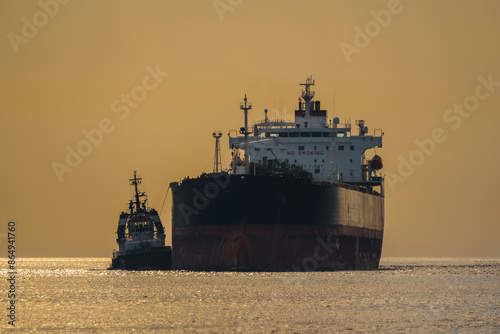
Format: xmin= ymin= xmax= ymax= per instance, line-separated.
xmin=370 ymin=155 xmax=383 ymax=170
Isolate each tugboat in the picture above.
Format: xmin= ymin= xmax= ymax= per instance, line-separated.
xmin=110 ymin=171 xmax=172 ymax=270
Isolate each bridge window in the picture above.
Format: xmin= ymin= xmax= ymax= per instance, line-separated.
xmin=338 ymin=145 xmax=344 ymax=151
xmin=350 ymin=145 xmax=354 ymax=150
xmin=289 ymin=132 xmax=299 ymax=137
xmin=279 ymin=132 xmax=289 ymax=137
xmin=298 ymin=146 xmax=305 ymax=151
xmin=312 ymin=132 xmax=322 ymax=137
xmin=300 ymin=132 xmax=311 ymax=137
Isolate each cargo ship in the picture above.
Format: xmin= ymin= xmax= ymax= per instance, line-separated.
xmin=170 ymin=77 xmax=384 ymax=270
xmin=110 ymin=171 xmax=172 ymax=270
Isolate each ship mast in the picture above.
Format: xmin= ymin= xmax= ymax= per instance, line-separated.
xmin=300 ymin=76 xmax=315 ymax=128
xmin=212 ymin=131 xmax=222 ymax=173
xmin=240 ymin=94 xmax=252 ymax=173
xmin=130 ymin=171 xmax=145 ymax=212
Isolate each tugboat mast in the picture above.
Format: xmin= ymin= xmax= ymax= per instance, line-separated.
xmin=240 ymin=94 xmax=252 ymax=173
xmin=129 ymin=171 xmax=145 ymax=212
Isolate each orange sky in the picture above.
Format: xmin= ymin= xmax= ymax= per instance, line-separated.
xmin=1 ymin=0 xmax=499 ymax=257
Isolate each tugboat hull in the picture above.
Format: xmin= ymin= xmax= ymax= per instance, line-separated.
xmin=110 ymin=247 xmax=172 ymax=270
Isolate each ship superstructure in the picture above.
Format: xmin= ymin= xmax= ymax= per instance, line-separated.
xmin=229 ymin=76 xmax=384 ymax=187
xmin=170 ymin=77 xmax=385 ymax=270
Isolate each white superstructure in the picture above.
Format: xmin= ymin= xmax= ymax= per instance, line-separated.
xmin=228 ymin=77 xmax=384 ymax=184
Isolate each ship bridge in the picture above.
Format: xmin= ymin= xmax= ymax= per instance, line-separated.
xmin=227 ymin=78 xmax=384 ymax=185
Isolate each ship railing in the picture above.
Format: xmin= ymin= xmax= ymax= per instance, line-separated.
xmin=331 ymin=123 xmax=351 ymax=131
xmin=311 ymin=180 xmax=382 ymax=196
xmin=254 ymin=119 xmax=296 ymax=127
xmin=124 ymin=230 xmax=158 ymax=241
xmin=228 ymin=129 xmax=239 ymax=138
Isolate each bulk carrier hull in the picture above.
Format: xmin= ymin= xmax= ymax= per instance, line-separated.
xmin=170 ymin=174 xmax=384 ymax=270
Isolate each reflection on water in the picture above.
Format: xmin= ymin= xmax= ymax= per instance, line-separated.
xmin=1 ymin=258 xmax=498 ymax=332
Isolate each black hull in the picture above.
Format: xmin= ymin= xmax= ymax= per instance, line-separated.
xmin=110 ymin=246 xmax=172 ymax=270
xmin=171 ymin=174 xmax=384 ymax=270
xmin=173 ymin=224 xmax=382 ymax=270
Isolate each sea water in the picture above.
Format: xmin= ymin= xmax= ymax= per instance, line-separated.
xmin=1 ymin=258 xmax=498 ymax=333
